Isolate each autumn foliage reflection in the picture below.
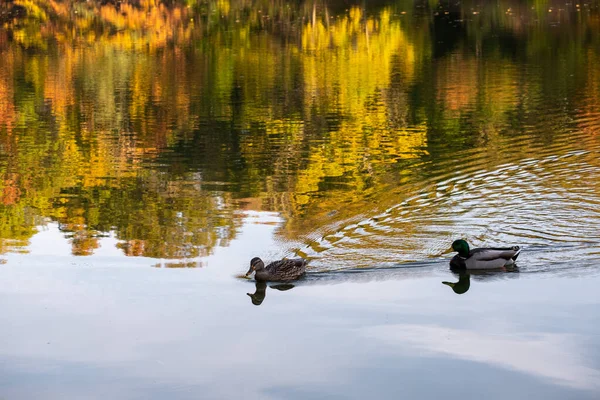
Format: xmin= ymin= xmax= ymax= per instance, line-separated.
xmin=0 ymin=0 xmax=599 ymax=259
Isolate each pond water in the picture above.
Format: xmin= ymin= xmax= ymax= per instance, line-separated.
xmin=1 ymin=0 xmax=600 ymax=398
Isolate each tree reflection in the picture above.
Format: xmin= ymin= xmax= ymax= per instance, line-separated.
xmin=0 ymin=0 xmax=599 ymax=259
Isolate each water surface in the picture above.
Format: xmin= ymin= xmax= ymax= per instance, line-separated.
xmin=1 ymin=0 xmax=600 ymax=398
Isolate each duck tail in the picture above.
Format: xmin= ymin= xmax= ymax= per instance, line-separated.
xmin=512 ymin=246 xmax=521 ymax=261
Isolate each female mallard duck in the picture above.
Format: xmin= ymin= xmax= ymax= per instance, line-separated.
xmin=245 ymin=257 xmax=307 ymax=282
xmin=450 ymin=239 xmax=520 ymax=270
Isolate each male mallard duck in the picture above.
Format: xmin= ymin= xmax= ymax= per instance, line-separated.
xmin=245 ymin=257 xmax=307 ymax=282
xmin=450 ymin=239 xmax=520 ymax=270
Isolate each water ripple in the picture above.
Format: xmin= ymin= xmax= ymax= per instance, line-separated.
xmin=295 ymin=127 xmax=600 ymax=275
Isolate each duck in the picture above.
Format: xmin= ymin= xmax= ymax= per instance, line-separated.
xmin=245 ymin=257 xmax=307 ymax=282
xmin=450 ymin=239 xmax=520 ymax=270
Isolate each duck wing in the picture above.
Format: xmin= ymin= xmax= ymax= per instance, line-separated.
xmin=470 ymin=247 xmax=520 ymax=261
xmin=265 ymin=258 xmax=307 ymax=280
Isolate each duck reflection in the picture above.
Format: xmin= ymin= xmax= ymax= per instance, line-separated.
xmin=442 ymin=272 xmax=471 ymax=294
xmin=442 ymin=266 xmax=520 ymax=295
xmin=247 ymin=281 xmax=295 ymax=306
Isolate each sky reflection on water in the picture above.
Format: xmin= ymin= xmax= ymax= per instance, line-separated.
xmin=1 ymin=264 xmax=599 ymax=399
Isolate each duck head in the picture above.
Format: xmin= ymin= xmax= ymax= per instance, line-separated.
xmin=451 ymin=239 xmax=470 ymax=258
xmin=246 ymin=257 xmax=265 ymax=277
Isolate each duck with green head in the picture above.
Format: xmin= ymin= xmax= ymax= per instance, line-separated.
xmin=450 ymin=239 xmax=520 ymax=270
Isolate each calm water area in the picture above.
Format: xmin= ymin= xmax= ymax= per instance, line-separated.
xmin=1 ymin=0 xmax=600 ymax=398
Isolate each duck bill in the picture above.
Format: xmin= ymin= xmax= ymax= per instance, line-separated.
xmin=245 ymin=266 xmax=254 ymax=276
xmin=442 ymin=281 xmax=455 ymax=288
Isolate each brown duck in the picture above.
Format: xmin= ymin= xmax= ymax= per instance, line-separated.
xmin=245 ymin=257 xmax=307 ymax=282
